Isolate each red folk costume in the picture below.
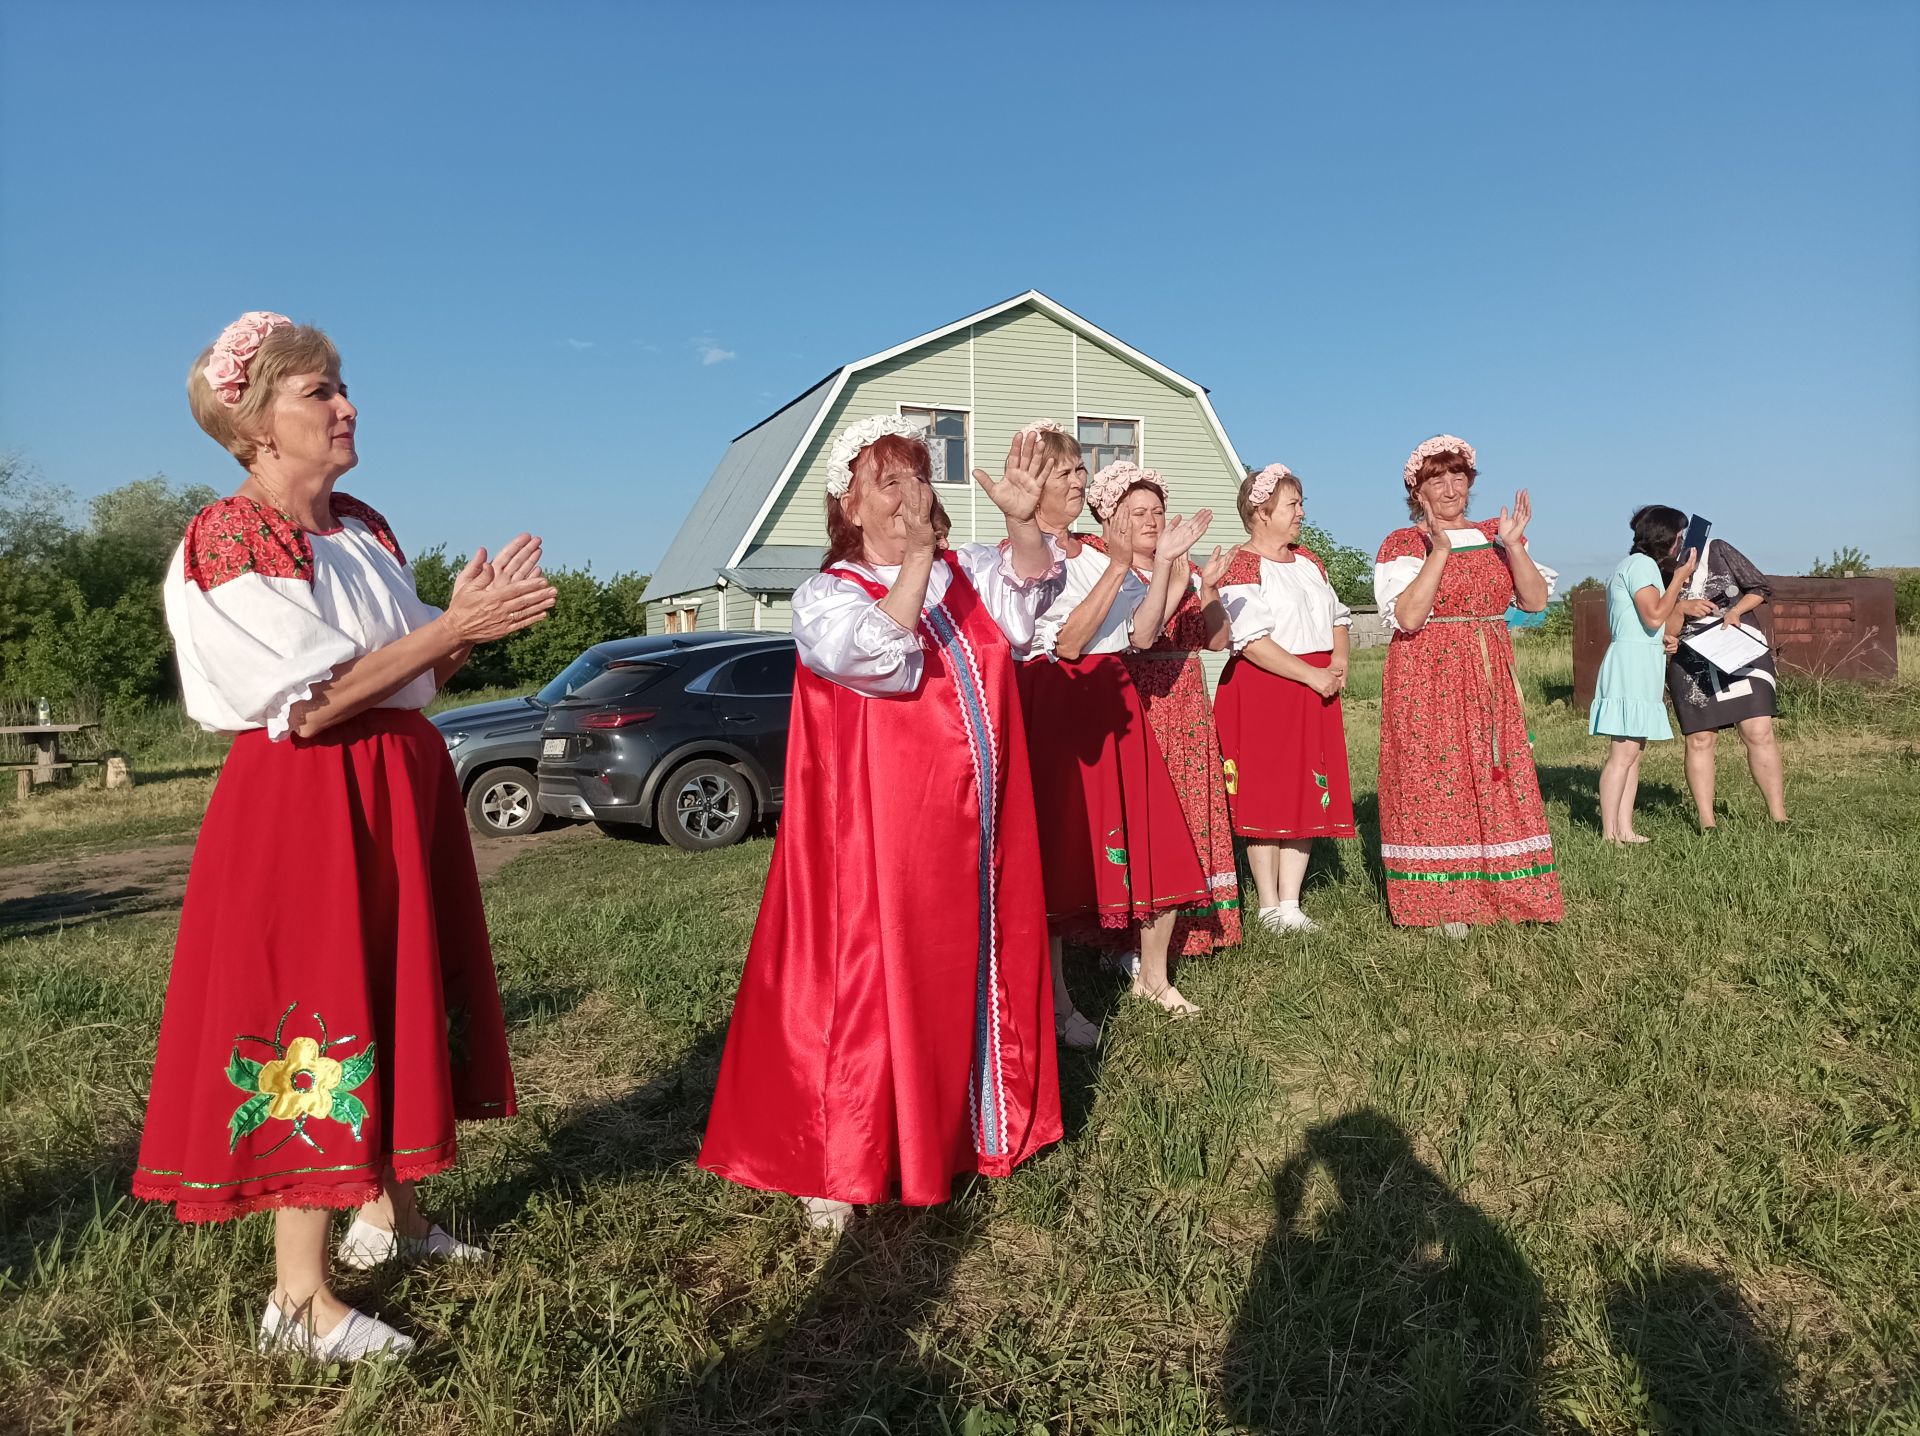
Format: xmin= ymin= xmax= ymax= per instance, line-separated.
xmin=134 ymin=494 xmax=516 ymax=1223
xmin=1373 ymin=518 xmax=1563 ymax=926
xmin=699 ymin=544 xmax=1064 ymax=1206
xmin=1214 ymin=546 xmax=1357 ymax=841
xmin=1081 ymin=537 xmax=1240 ymax=957
xmin=1015 ymin=539 xmax=1209 ymax=943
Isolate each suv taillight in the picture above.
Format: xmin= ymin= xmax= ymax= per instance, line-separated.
xmin=583 ymin=709 xmax=658 ymax=729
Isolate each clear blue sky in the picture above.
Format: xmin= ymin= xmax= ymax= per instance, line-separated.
xmin=3 ymin=2 xmax=1915 ymax=586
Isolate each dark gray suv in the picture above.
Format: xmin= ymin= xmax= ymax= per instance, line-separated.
xmin=431 ymin=637 xmax=661 ymax=838
xmin=537 ymin=632 xmax=796 ymax=850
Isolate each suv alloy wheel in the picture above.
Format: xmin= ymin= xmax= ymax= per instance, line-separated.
xmin=656 ymin=759 xmax=754 ymax=851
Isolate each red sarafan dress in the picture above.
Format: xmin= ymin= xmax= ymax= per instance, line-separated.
xmin=1373 ymin=519 xmax=1562 ymax=926
xmin=698 ymin=545 xmax=1064 ymax=1206
xmin=1214 ymin=546 xmax=1357 ymax=842
xmin=1083 ymin=539 xmax=1240 ymax=957
xmin=133 ymin=494 xmax=516 ymax=1223
xmin=1017 ymin=540 xmax=1208 ymax=942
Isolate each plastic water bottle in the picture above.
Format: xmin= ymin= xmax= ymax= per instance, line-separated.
xmin=35 ymin=696 xmax=49 ymax=724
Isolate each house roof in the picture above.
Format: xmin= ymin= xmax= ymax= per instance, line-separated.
xmin=645 ymin=376 xmax=838 ymax=602
xmin=649 ymin=290 xmax=1244 ymax=601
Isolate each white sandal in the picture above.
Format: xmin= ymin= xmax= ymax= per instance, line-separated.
xmin=258 ymin=1300 xmax=414 ymax=1362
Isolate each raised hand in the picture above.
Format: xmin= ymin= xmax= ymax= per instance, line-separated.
xmin=1198 ymin=543 xmax=1238 ymax=590
xmin=450 ymin=547 xmax=494 ymax=602
xmin=446 ymin=564 xmax=558 ymax=644
xmin=1418 ymin=496 xmax=1453 ymax=555
xmin=1101 ymin=498 xmax=1135 ymax=563
xmin=491 ymin=532 xmax=545 ymax=585
xmin=1673 ymin=547 xmax=1699 ymax=587
xmin=900 ymin=475 xmax=938 ymax=558
xmin=1156 ymin=508 xmax=1214 ymax=563
xmin=1496 ymin=488 xmax=1532 ymax=547
xmin=973 ymin=431 xmax=1046 ymax=525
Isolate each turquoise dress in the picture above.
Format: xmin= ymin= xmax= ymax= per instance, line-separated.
xmin=1589 ymin=552 xmax=1673 ymax=741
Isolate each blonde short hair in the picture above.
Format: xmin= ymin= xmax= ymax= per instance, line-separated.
xmin=187 ymin=323 xmax=341 ymax=469
xmin=1034 ymin=426 xmax=1084 ymax=473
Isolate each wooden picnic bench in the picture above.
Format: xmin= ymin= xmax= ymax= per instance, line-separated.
xmin=0 ymin=722 xmax=103 ymax=800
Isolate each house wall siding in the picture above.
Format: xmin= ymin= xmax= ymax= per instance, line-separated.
xmin=751 ymin=304 xmax=1244 ymax=554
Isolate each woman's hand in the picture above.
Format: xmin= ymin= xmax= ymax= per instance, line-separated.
xmin=973 ymin=431 xmax=1045 ymax=525
xmin=1198 ymin=543 xmax=1237 ymax=590
xmin=1682 ymin=597 xmax=1717 ymax=618
xmin=1663 ymin=632 xmax=1681 ymax=655
xmin=1303 ymin=666 xmax=1341 ymax=699
xmin=1495 ymin=489 xmax=1532 ymax=547
xmin=900 ymin=477 xmax=938 ymax=559
xmin=1156 ymin=509 xmax=1214 ymax=563
xmin=1101 ymin=501 xmax=1135 ymax=565
xmin=1326 ymin=655 xmax=1349 ymax=692
xmin=1417 ymin=496 xmax=1453 ymax=555
xmin=445 ymin=564 xmax=558 ymax=644
xmin=491 ymin=532 xmax=545 ymax=585
xmin=1672 ymin=547 xmax=1699 ymax=587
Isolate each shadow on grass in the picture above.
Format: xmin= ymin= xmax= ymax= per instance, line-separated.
xmin=628 ymin=1198 xmax=988 ymax=1434
xmin=1221 ymin=1108 xmax=1543 ymax=1433
xmin=0 ymin=1143 xmax=138 ymax=1281
xmin=0 ymin=885 xmax=178 ymax=939
xmin=1605 ymin=1260 xmax=1803 ymax=1435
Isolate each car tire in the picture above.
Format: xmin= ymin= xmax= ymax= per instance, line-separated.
xmin=466 ymin=765 xmax=544 ymax=838
xmin=655 ymin=759 xmax=754 ymax=851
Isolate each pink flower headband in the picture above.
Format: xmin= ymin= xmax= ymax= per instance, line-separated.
xmin=1087 ymin=460 xmax=1165 ymax=521
xmin=1246 ymin=463 xmax=1295 ymax=507
xmin=202 ymin=311 xmax=293 ymax=407
xmin=1403 ymin=434 xmax=1476 ymax=490
xmin=1017 ymin=418 xmax=1073 ymax=440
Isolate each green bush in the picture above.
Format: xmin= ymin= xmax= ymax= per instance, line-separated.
xmin=1894 ymin=572 xmax=1920 ymax=633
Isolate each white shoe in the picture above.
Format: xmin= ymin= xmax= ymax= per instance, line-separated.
xmin=1056 ymin=1007 xmax=1101 ymax=1049
xmin=336 ymin=1216 xmax=487 ymax=1271
xmin=799 ymin=1196 xmax=853 ymax=1233
xmin=1429 ymin=922 xmax=1471 ymax=940
xmin=1103 ymin=951 xmax=1141 ymax=980
xmin=258 ymin=1300 xmax=414 ymax=1362
xmin=1258 ymin=906 xmax=1321 ymax=933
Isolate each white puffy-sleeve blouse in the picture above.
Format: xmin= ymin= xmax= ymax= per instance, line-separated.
xmin=163 ymin=493 xmax=442 ymax=739
xmin=1029 ymin=540 xmax=1148 ymax=659
xmin=790 ymin=539 xmax=1067 ymax=698
xmin=1219 ymin=549 xmax=1352 ymax=654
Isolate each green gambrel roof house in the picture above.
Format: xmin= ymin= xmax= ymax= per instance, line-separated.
xmin=646 ymin=290 xmax=1248 ymax=636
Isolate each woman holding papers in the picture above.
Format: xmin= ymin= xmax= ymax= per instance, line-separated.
xmin=1662 ymin=534 xmax=1789 ymax=828
xmin=1589 ymin=506 xmax=1709 ymax=843
xmin=1372 ymin=436 xmax=1561 ymax=934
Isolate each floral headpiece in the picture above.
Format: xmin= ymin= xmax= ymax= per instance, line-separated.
xmin=824 ymin=414 xmax=945 ymax=497
xmin=203 ymin=311 xmax=294 ymax=407
xmin=1245 ymin=463 xmax=1295 ymax=507
xmin=1017 ymin=418 xmax=1073 ymax=440
xmin=1403 ymin=434 xmax=1476 ymax=490
xmin=1087 ymin=460 xmax=1166 ymax=521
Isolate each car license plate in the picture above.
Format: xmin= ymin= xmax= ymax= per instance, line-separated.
xmin=542 ymin=738 xmax=567 ymax=758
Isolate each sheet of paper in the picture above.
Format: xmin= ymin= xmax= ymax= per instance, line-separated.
xmin=1682 ymin=621 xmax=1768 ymax=675
xmin=1445 ymin=527 xmax=1492 ymax=550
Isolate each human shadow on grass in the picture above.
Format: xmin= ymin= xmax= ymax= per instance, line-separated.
xmin=1605 ymin=1259 xmax=1803 ymax=1435
xmin=0 ymin=885 xmax=178 ymax=939
xmin=1533 ymin=763 xmax=1687 ymax=836
xmin=625 ymin=1196 xmax=989 ymax=1434
xmin=1221 ymin=1109 xmax=1544 ymax=1434
xmin=0 ymin=1143 xmax=138 ymax=1282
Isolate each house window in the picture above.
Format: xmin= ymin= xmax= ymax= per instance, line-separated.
xmin=665 ymin=607 xmax=697 ymax=634
xmin=1078 ymin=417 xmax=1139 ymax=474
xmin=900 ymin=406 xmax=969 ymax=485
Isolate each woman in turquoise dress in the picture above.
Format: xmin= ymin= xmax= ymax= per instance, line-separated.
xmin=1590 ymin=506 xmax=1710 ymax=842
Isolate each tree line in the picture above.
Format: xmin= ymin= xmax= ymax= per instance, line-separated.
xmin=0 ymin=458 xmax=648 ymax=712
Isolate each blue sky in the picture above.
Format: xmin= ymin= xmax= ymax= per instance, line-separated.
xmin=2 ymin=2 xmax=1915 ymax=586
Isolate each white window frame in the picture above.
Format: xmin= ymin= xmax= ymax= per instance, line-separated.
xmin=1077 ymin=414 xmax=1145 ymax=473
xmin=897 ymin=403 xmax=972 ymax=486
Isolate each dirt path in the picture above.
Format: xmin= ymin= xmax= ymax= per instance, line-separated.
xmin=0 ymin=824 xmax=587 ymax=936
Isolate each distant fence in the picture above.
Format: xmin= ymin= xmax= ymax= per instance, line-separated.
xmin=1572 ymin=576 xmax=1898 ymax=709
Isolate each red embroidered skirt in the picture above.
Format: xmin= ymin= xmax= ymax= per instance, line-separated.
xmin=1215 ymin=651 xmax=1356 ymax=840
xmin=1016 ymin=654 xmax=1207 ymax=934
xmin=133 ymin=708 xmax=516 ymax=1223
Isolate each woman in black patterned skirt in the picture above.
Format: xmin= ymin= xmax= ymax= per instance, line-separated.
xmin=1661 ymin=537 xmax=1789 ymax=829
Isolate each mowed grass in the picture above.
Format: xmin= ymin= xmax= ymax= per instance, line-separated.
xmin=2 ymin=642 xmax=1918 ymax=1433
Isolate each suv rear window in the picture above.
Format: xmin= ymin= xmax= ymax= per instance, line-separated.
xmin=568 ymin=662 xmax=669 ymax=702
xmin=711 ymin=649 xmax=797 ymax=696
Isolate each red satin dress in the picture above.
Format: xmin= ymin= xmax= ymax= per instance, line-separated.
xmin=698 ymin=552 xmax=1061 ymax=1206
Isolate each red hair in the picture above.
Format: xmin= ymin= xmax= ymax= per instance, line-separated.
xmin=822 ymin=433 xmax=952 ymax=569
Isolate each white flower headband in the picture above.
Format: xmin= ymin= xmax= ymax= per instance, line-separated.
xmin=1087 ymin=460 xmax=1166 ymax=521
xmin=1017 ymin=418 xmax=1073 ymax=440
xmin=1245 ymin=463 xmax=1295 ymax=507
xmin=1403 ymin=434 xmax=1477 ymax=490
xmin=824 ymin=414 xmax=945 ymax=497
xmin=203 ymin=311 xmax=293 ymax=407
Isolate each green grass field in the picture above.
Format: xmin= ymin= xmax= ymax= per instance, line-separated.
xmin=2 ymin=642 xmax=1917 ymax=1433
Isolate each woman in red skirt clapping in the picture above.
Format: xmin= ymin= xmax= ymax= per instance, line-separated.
xmin=134 ymin=312 xmax=556 ymax=1362
xmin=1214 ymin=465 xmax=1357 ymax=933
